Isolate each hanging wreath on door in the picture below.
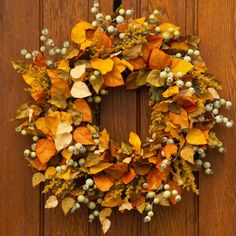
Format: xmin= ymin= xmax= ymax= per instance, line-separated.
xmin=12 ymin=1 xmax=233 ymax=233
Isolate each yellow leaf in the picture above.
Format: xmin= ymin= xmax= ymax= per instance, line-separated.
xmin=180 ymin=146 xmax=195 ymax=164
xmin=58 ymin=59 xmax=70 ymax=71
xmin=22 ymin=73 xmax=35 ymax=85
xmin=99 ymin=129 xmax=110 ymax=152
xmin=71 ymin=21 xmax=94 ymax=44
xmin=129 ymin=131 xmax=141 ymax=155
xmin=99 ymin=208 xmax=112 ymax=234
xmin=146 ymin=70 xmax=165 ymax=87
xmin=171 ymin=58 xmax=194 ymax=75
xmin=45 ymin=167 xmax=57 ymax=178
xmin=162 ymin=86 xmax=179 ymax=98
xmin=70 ymin=81 xmax=92 ymax=98
xmin=61 ymin=148 xmax=72 ymax=160
xmin=32 ymin=172 xmax=45 ymax=187
xmin=89 ymin=162 xmax=113 ymax=174
xmin=91 ymin=58 xmax=114 ymax=75
xmin=159 ymin=23 xmax=180 ymax=32
xmin=70 ymin=64 xmax=86 ymax=79
xmin=45 ymin=195 xmax=58 ymax=209
xmin=73 ymin=126 xmax=95 ymax=145
xmin=186 ymin=128 xmax=207 ymax=145
xmin=61 ymin=197 xmax=75 ymax=215
xmin=171 ymin=41 xmax=189 ymax=50
xmin=57 ymin=168 xmax=71 ymax=180
xmin=36 ymin=139 xmax=56 ymax=164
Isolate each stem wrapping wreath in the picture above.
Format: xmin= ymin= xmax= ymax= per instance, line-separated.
xmin=12 ymin=1 xmax=233 ymax=233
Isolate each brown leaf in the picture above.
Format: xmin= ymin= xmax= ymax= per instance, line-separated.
xmin=121 ymin=168 xmax=136 ymax=184
xmin=61 ymin=197 xmax=75 ymax=215
xmin=89 ymin=162 xmax=113 ymax=174
xmin=104 ymin=163 xmax=128 ymax=179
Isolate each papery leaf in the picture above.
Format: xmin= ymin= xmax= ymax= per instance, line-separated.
xmin=149 ymin=49 xmax=172 ymax=70
xmin=119 ymin=201 xmax=133 ymax=211
xmin=45 ymin=167 xmax=57 ymax=178
xmin=74 ymin=98 xmax=92 ymax=122
xmin=71 ymin=21 xmax=94 ymax=44
xmin=70 ymin=81 xmax=91 ymax=98
xmin=57 ymin=168 xmax=71 ymax=180
xmin=123 ymin=44 xmax=142 ymax=59
xmin=146 ymin=70 xmax=165 ymax=87
xmin=90 ymin=162 xmax=113 ymax=174
xmin=92 ymin=29 xmax=112 ymax=48
xmin=129 ymin=131 xmax=141 ymax=155
xmin=91 ymin=58 xmax=114 ymax=75
xmin=11 ymin=60 xmax=29 ymax=74
xmin=99 ymin=208 xmax=112 ymax=234
xmin=164 ymin=144 xmax=178 ymax=159
xmin=121 ymin=168 xmax=136 ymax=184
xmin=55 ymin=133 xmax=72 ymax=151
xmin=32 ymin=172 xmax=45 ymax=187
xmin=104 ymin=163 xmax=128 ymax=179
xmin=99 ymin=129 xmax=110 ymax=152
xmin=186 ymin=128 xmax=207 ymax=145
xmin=36 ymin=139 xmax=56 ymax=164
xmin=159 ymin=23 xmax=180 ymax=33
xmin=73 ymin=126 xmax=95 ymax=145
xmin=162 ymin=86 xmax=179 ymax=98
xmin=121 ymin=142 xmax=132 ymax=155
xmin=61 ymin=197 xmax=75 ymax=215
xmin=169 ymin=107 xmax=189 ymax=129
xmin=103 ymin=65 xmax=124 ymax=87
xmin=45 ymin=195 xmax=58 ymax=209
xmin=180 ymin=145 xmax=195 ymax=164
xmin=171 ymin=58 xmax=194 ymax=75
xmin=93 ymin=173 xmax=114 ymax=192
xmin=146 ymin=167 xmax=163 ymax=190
xmin=70 ymin=64 xmax=86 ymax=79
xmin=90 ymin=75 xmax=104 ymax=94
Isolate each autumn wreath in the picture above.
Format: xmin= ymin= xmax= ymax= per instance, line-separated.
xmin=12 ymin=2 xmax=233 ymax=234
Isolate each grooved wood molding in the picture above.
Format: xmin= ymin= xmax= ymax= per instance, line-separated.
xmin=0 ymin=0 xmax=235 ymax=235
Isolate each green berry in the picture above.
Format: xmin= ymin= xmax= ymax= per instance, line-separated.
xmin=56 ymin=166 xmax=62 ymax=172
xmin=172 ymin=190 xmax=178 ymax=196
xmin=97 ymin=198 xmax=103 ymax=204
xmin=153 ymin=198 xmax=160 ymax=204
xmin=145 ymin=204 xmax=152 ymax=211
xmin=148 ymin=211 xmax=154 ymax=217
xmin=142 ymin=183 xmax=148 ymax=189
xmin=94 ymin=96 xmax=101 ymax=103
xmin=21 ymin=130 xmax=27 ymax=136
xmin=88 ymin=201 xmax=96 ymax=210
xmin=164 ymin=184 xmax=170 ymax=190
xmin=89 ymin=214 xmax=95 ymax=221
xmin=147 ymin=191 xmax=155 ymax=198
xmin=86 ymin=178 xmax=94 ymax=187
xmin=21 ymin=49 xmax=27 ymax=55
xmin=175 ymin=195 xmax=182 ymax=202
xmin=32 ymin=136 xmax=39 ymax=142
xmin=144 ymin=216 xmax=151 ymax=222
xmin=61 ymin=165 xmax=67 ymax=172
xmin=78 ymin=158 xmax=85 ymax=166
xmin=30 ymin=152 xmax=36 ymax=158
xmin=93 ymin=210 xmax=99 ymax=217
xmin=24 ymin=149 xmax=31 ymax=157
xmin=77 ymin=195 xmax=85 ymax=203
xmin=163 ymin=190 xmax=171 ymax=198
xmin=203 ymin=162 xmax=211 ymax=169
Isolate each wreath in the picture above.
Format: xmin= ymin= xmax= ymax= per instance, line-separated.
xmin=12 ymin=2 xmax=233 ymax=234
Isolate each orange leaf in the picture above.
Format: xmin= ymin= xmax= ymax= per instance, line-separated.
xmin=169 ymin=107 xmax=189 ymax=129
xmin=186 ymin=128 xmax=207 ymax=145
xmin=73 ymin=126 xmax=95 ymax=145
xmin=93 ymin=173 xmax=114 ymax=192
xmin=164 ymin=144 xmax=178 ymax=159
xmin=149 ymin=49 xmax=172 ymax=70
xmin=146 ymin=167 xmax=163 ymax=190
xmin=128 ymin=57 xmax=146 ymax=70
xmin=93 ymin=30 xmax=112 ymax=48
xmin=33 ymin=52 xmax=46 ymax=67
xmin=74 ymin=98 xmax=92 ymax=122
xmin=51 ymin=80 xmax=71 ymax=99
xmin=28 ymin=158 xmax=46 ymax=171
xmin=121 ymin=168 xmax=136 ymax=184
xmin=103 ymin=65 xmax=124 ymax=87
xmin=36 ymin=139 xmax=56 ymax=164
xmin=105 ymin=163 xmax=128 ymax=179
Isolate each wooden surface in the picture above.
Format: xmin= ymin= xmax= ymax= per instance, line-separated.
xmin=0 ymin=0 xmax=235 ymax=235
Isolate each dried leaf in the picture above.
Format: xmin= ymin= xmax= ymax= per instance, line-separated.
xmin=103 ymin=65 xmax=124 ymax=87
xmin=70 ymin=81 xmax=92 ymax=98
xmin=121 ymin=168 xmax=136 ymax=184
xmin=123 ymin=44 xmax=142 ymax=59
xmin=55 ymin=133 xmax=72 ymax=151
xmin=74 ymin=98 xmax=92 ymax=122
xmin=61 ymin=197 xmax=75 ymax=215
xmin=90 ymin=162 xmax=113 ymax=174
xmin=91 ymin=58 xmax=114 ymax=75
xmin=169 ymin=107 xmax=189 ymax=129
xmin=186 ymin=128 xmax=207 ymax=145
xmin=93 ymin=29 xmax=112 ymax=48
xmin=45 ymin=195 xmax=58 ymax=209
xmin=171 ymin=58 xmax=194 ymax=75
xmin=73 ymin=126 xmax=95 ymax=145
xmin=70 ymin=64 xmax=86 ymax=79
xmin=32 ymin=172 xmax=45 ymax=187
xmin=149 ymin=49 xmax=171 ymax=70
xmin=99 ymin=129 xmax=110 ymax=152
xmin=45 ymin=167 xmax=57 ymax=178
xmin=36 ymin=139 xmax=56 ymax=164
xmin=146 ymin=167 xmax=163 ymax=190
xmin=146 ymin=70 xmax=165 ymax=87
xmin=180 ymin=146 xmax=195 ymax=164
xmin=99 ymin=208 xmax=112 ymax=234
xmin=119 ymin=201 xmax=133 ymax=211
xmin=11 ymin=60 xmax=29 ymax=74
xmin=129 ymin=131 xmax=141 ymax=155
xmin=93 ymin=173 xmax=114 ymax=191
xmin=162 ymin=86 xmax=179 ymax=98
xmin=57 ymin=168 xmax=71 ymax=180
xmin=164 ymin=144 xmax=178 ymax=159
xmin=105 ymin=163 xmax=128 ymax=179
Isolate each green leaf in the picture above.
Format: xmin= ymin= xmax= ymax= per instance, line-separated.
xmin=146 ymin=70 xmax=165 ymax=87
xmin=11 ymin=60 xmax=29 ymax=74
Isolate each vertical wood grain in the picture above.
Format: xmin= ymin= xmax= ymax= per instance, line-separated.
xmin=198 ymin=1 xmax=236 ymax=235
xmin=41 ymin=1 xmax=90 ymax=236
xmin=139 ymin=1 xmax=198 ymax=236
xmin=0 ymin=1 xmax=41 ymax=236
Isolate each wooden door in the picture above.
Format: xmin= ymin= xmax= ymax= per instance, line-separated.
xmin=0 ymin=0 xmax=235 ymax=235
